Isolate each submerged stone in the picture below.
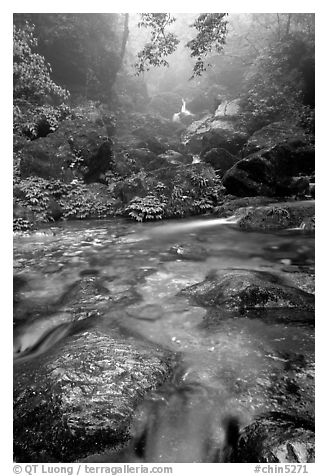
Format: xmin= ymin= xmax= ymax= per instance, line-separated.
xmin=168 ymin=243 xmax=208 ymax=261
xmin=126 ymin=303 xmax=164 ymax=321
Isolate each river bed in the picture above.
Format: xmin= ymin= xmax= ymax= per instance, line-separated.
xmin=13 ymin=217 xmax=315 ymax=461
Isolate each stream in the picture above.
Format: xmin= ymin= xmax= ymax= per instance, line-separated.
xmin=13 ymin=217 xmax=315 ymax=461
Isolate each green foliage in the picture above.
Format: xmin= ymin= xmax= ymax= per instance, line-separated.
xmin=14 ymin=13 xmax=123 ymax=100
xmin=58 ymin=182 xmax=112 ymax=220
xmin=135 ymin=13 xmax=228 ymax=78
xmin=240 ymin=35 xmax=314 ymax=132
xmin=16 ymin=177 xmax=51 ymax=222
xmin=13 ymin=22 xmax=69 ymax=103
xmin=124 ymin=165 xmax=224 ymax=221
xmin=126 ymin=195 xmax=164 ymax=222
xmin=135 ymin=14 xmax=179 ymax=74
xmin=14 ymin=101 xmax=71 ymax=139
xmin=186 ymin=13 xmax=228 ymax=77
xmin=13 ymin=218 xmax=34 ymax=232
xmin=14 ymin=177 xmax=114 ymax=225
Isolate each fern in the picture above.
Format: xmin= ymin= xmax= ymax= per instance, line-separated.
xmin=126 ymin=195 xmax=164 ymax=222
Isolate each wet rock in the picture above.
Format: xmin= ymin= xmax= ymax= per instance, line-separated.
xmin=203 ymin=148 xmax=239 ymax=175
xmin=83 ymin=140 xmax=113 ymax=184
xmin=135 ymin=137 xmax=166 ymax=155
xmin=242 ymin=121 xmax=312 ymax=157
xmin=182 ymin=115 xmax=248 ymax=155
xmin=201 ymin=123 xmax=248 ymax=156
xmin=267 ymin=354 xmax=315 ymax=421
xmin=102 ymin=280 xmax=141 ymax=307
xmin=57 ymin=276 xmax=111 ymax=315
xmin=113 ymin=175 xmax=148 ymax=204
xmin=14 ymin=329 xmax=174 ymax=462
xmin=300 ymin=217 xmax=315 ymax=232
xmin=128 ymin=148 xmax=158 ymax=168
xmin=46 ymin=197 xmax=64 ymax=221
xmin=213 ymin=197 xmax=279 ymax=218
xmin=79 ymin=268 xmax=100 ymax=277
xmin=214 ymin=99 xmax=241 ymax=117
xmin=14 ymin=274 xmax=111 ymax=324
xmin=19 ymin=129 xmax=75 ymax=182
xmin=126 ymin=303 xmax=163 ymax=321
xmin=223 ymin=142 xmax=315 ymax=197
xmin=157 ymin=150 xmax=192 ymax=165
xmin=237 ymin=413 xmax=315 ymax=462
xmin=168 ymin=243 xmax=208 ymax=261
xmin=179 ymin=269 xmax=314 ymax=312
xmin=238 ymin=201 xmax=315 ymax=231
xmin=20 ymin=118 xmax=113 ymax=183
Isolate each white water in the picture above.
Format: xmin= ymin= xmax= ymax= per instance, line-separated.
xmin=147 ymin=216 xmax=238 ymax=236
xmin=172 ymin=98 xmax=193 ymax=122
xmin=181 ymin=98 xmax=192 ymax=115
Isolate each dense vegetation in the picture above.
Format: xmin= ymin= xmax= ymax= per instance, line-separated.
xmin=13 ymin=13 xmax=314 ymax=230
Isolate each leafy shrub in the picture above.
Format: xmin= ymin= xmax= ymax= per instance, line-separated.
xmin=14 ymin=177 xmax=114 ymax=226
xmin=240 ymin=35 xmax=314 ymax=134
xmin=13 ymin=22 xmax=69 ymax=103
xmin=15 ymin=177 xmax=51 ymax=222
xmin=59 ymin=184 xmax=111 ymax=220
xmin=126 ymin=195 xmax=164 ymax=222
xmin=122 ymin=164 xmax=225 ymax=221
xmin=14 ymin=101 xmax=72 ymax=139
xmin=13 ymin=217 xmax=34 ymax=232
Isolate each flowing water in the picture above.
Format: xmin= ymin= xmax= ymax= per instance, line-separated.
xmin=13 ymin=217 xmax=315 ymax=460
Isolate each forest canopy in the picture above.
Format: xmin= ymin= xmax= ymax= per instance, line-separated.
xmin=13 ymin=13 xmax=314 ymax=137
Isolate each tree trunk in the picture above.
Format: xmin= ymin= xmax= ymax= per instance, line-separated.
xmin=120 ymin=13 xmax=129 ymax=64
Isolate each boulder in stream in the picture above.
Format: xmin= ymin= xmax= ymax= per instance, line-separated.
xmin=14 ymin=328 xmax=174 ymax=462
xmin=237 ymin=201 xmax=315 ymax=231
xmin=179 ymin=269 xmax=314 ymax=313
xmin=237 ymin=412 xmax=315 ymax=463
xmin=213 ymin=196 xmax=280 ymax=218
